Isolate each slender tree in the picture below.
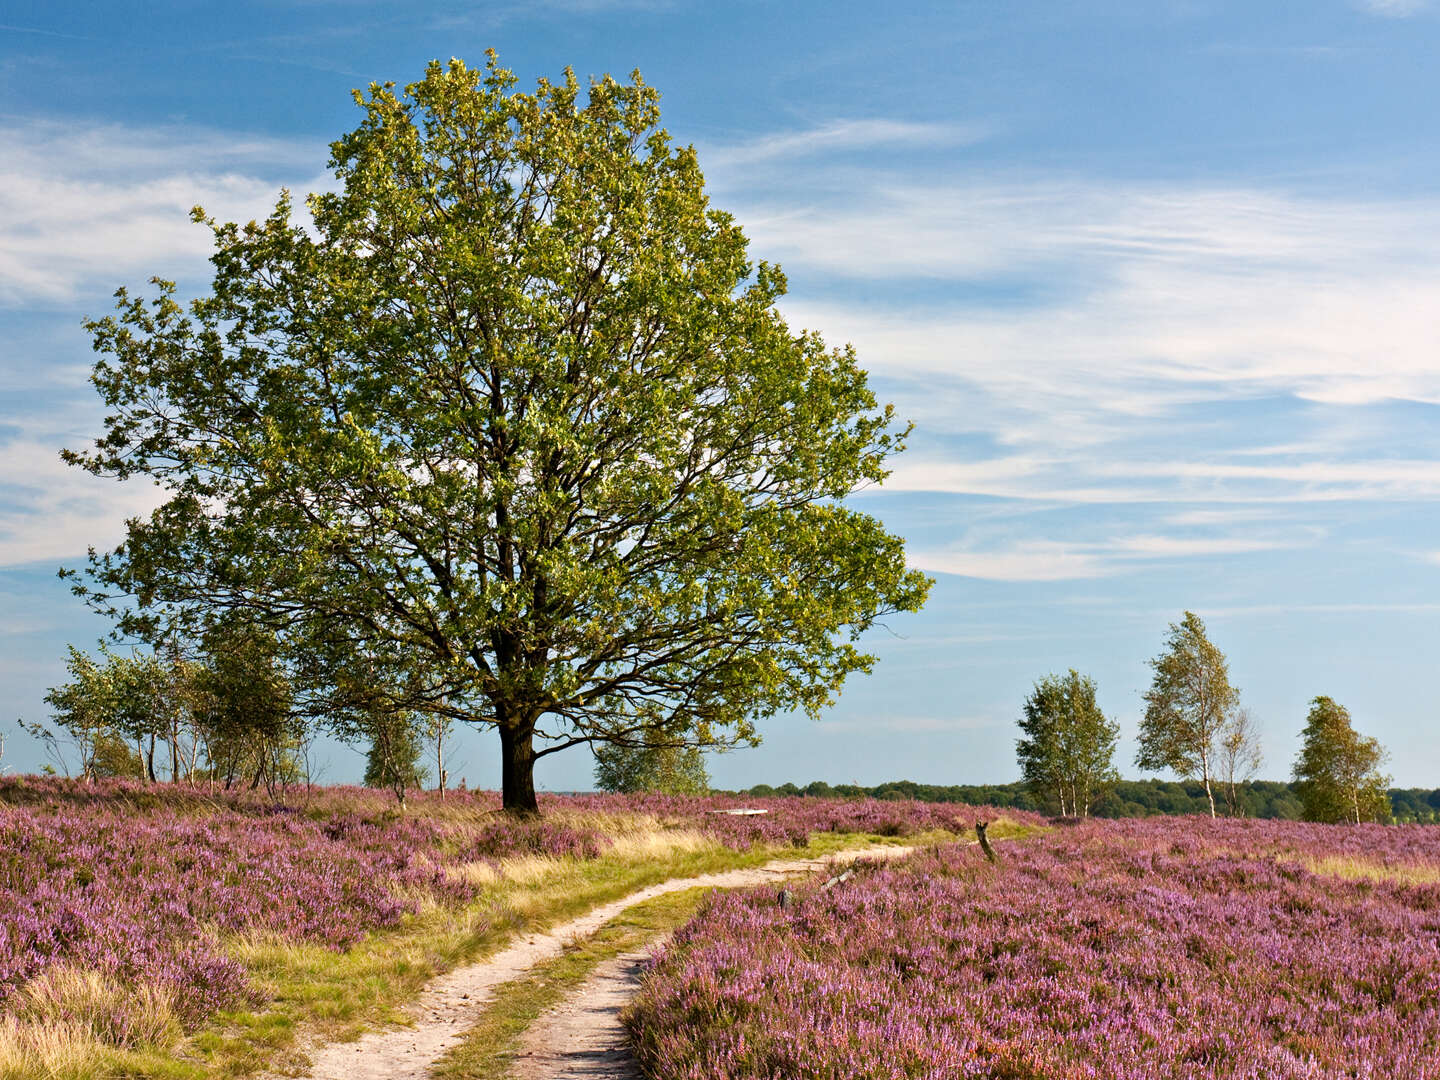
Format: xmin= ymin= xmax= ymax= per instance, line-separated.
xmin=63 ymin=54 xmax=930 ymax=813
xmin=1293 ymin=696 xmax=1391 ymax=824
xmin=425 ymin=711 xmax=453 ymax=798
xmin=1217 ymin=705 xmax=1264 ymax=816
xmin=1136 ymin=611 xmax=1238 ymax=818
xmin=1015 ymin=669 xmax=1119 ymax=819
xmin=37 ymin=647 xmax=113 ymax=780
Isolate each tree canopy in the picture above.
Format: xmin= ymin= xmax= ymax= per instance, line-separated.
xmin=1136 ymin=611 xmax=1240 ymax=818
xmin=1293 ymin=696 xmax=1390 ymax=824
xmin=1015 ymin=669 xmax=1119 ymax=818
xmin=65 ymin=54 xmax=930 ymax=812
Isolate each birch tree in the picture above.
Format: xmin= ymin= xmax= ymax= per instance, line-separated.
xmin=1293 ymin=696 xmax=1390 ymax=824
xmin=1136 ymin=612 xmax=1238 ymax=818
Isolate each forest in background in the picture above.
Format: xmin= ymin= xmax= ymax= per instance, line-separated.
xmin=730 ymin=778 xmax=1440 ymax=823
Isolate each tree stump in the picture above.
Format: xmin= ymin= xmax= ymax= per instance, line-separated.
xmin=976 ymin=820 xmax=997 ymax=863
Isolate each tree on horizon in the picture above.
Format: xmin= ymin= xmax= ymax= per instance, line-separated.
xmin=1136 ymin=611 xmax=1239 ymax=818
xmin=1015 ymin=669 xmax=1119 ymax=818
xmin=1293 ymin=696 xmax=1390 ymax=824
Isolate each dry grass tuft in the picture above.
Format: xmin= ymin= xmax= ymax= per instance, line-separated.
xmin=9 ymin=966 xmax=180 ymax=1050
xmin=438 ymin=820 xmax=718 ymax=890
xmin=0 ymin=1017 xmax=111 ymax=1080
xmin=446 ymin=860 xmax=503 ymax=887
xmin=1298 ymin=854 xmax=1440 ymax=887
xmin=605 ymin=826 xmax=714 ymax=861
xmin=493 ymin=854 xmax=567 ymax=885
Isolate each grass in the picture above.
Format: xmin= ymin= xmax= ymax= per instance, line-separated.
xmin=1293 ymin=852 xmax=1440 ymax=887
xmin=430 ymin=888 xmax=711 ymax=1080
xmin=89 ymin=826 xmax=927 ymax=1079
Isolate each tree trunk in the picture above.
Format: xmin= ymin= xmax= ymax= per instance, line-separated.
xmin=435 ymin=725 xmax=446 ymax=800
xmin=169 ymin=718 xmax=181 ymax=782
xmin=499 ymin=721 xmax=539 ymax=814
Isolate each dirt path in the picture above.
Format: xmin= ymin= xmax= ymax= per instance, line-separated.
xmin=294 ymin=844 xmax=915 ymax=1080
xmin=511 ymin=946 xmax=658 ymax=1080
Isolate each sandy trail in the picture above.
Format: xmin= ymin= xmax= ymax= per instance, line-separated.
xmin=294 ymin=844 xmax=915 ymax=1080
xmin=511 ymin=946 xmax=658 ymax=1080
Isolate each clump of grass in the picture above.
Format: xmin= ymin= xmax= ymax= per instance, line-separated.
xmin=1294 ymin=853 xmax=1440 ymax=887
xmin=0 ymin=1018 xmax=111 ymax=1080
xmin=9 ymin=967 xmax=180 ymax=1049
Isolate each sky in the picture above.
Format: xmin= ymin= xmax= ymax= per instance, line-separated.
xmin=3 ymin=0 xmax=1440 ymax=792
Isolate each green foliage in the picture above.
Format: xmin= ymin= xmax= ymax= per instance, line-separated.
xmin=36 ymin=624 xmax=305 ymax=791
xmin=592 ymin=735 xmax=709 ymax=795
xmin=1388 ymin=788 xmax=1440 ymax=823
xmin=362 ymin=712 xmax=429 ymax=802
xmin=1015 ymin=669 xmax=1119 ymax=818
xmin=189 ymin=621 xmax=301 ymax=795
xmin=65 ymin=53 xmax=930 ymax=813
xmin=1136 ymin=611 xmax=1240 ymax=817
xmin=38 ymin=645 xmax=177 ymax=781
xmin=1293 ymin=696 xmax=1391 ymax=824
xmin=91 ymin=731 xmax=145 ymax=779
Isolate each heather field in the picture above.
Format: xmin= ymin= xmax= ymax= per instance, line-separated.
xmin=628 ymin=816 xmax=1440 ymax=1079
xmin=0 ymin=777 xmax=1016 ymax=1078
xmin=14 ymin=779 xmax=1438 ymax=1080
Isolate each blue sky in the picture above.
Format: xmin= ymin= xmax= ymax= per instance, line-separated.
xmin=4 ymin=0 xmax=1440 ymax=791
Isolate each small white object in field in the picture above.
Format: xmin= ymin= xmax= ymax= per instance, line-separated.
xmin=705 ymin=808 xmax=769 ymax=816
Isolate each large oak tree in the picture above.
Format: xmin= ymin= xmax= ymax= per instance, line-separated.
xmin=65 ymin=55 xmax=930 ymax=811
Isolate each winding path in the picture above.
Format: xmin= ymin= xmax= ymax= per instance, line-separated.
xmin=294 ymin=844 xmax=916 ymax=1080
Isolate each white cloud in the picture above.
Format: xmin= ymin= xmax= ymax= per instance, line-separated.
xmin=757 ymin=183 xmax=1440 ymax=412
xmin=879 ymin=454 xmax=1440 ymax=505
xmin=0 ymin=120 xmax=326 ymax=303
xmin=909 ymin=541 xmax=1110 ymax=582
xmin=1358 ymin=0 xmax=1428 ymax=16
xmin=700 ymin=119 xmax=988 ymax=172
xmin=0 ymin=436 xmax=166 ymax=568
xmin=695 ymin=166 xmax=1440 ymax=526
xmin=907 ymin=530 xmax=1304 ymax=582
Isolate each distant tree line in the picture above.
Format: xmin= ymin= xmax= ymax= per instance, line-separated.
xmin=735 ymin=613 xmax=1406 ymax=825
xmin=727 ymin=778 xmax=1436 ymax=823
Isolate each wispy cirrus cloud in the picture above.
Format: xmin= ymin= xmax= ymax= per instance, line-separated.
xmin=760 ymin=182 xmax=1440 ymax=409
xmin=700 ymin=118 xmax=990 ymax=172
xmin=1357 ymin=0 xmax=1429 ymax=16
xmin=0 ymin=119 xmax=325 ymax=303
xmin=691 ymin=142 xmax=1440 ymax=543
xmin=908 ymin=530 xmax=1301 ymax=583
